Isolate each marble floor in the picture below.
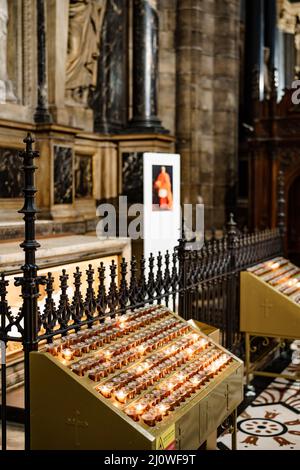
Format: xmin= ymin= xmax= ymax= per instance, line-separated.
xmin=218 ymin=362 xmax=300 ymax=450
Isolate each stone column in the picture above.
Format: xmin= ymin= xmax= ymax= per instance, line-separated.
xmin=34 ymin=0 xmax=52 ymax=123
xmin=94 ymin=0 xmax=128 ymax=133
xmin=213 ymin=0 xmax=240 ymax=225
xmin=46 ymin=0 xmax=69 ymax=125
xmin=129 ymin=0 xmax=166 ymax=132
xmin=176 ymin=0 xmax=210 ymax=212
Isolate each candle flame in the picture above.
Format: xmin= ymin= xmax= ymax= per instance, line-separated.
xmin=63 ymin=348 xmax=72 ymax=360
xmin=270 ymin=262 xmax=279 ymax=270
xmin=115 ymin=389 xmax=126 ymax=402
xmin=135 ymin=403 xmax=145 ymax=414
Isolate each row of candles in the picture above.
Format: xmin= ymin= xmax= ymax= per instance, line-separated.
xmin=46 ymin=305 xmax=170 ymax=360
xmin=261 ymin=265 xmax=296 ymax=284
xmin=45 ymin=302 xmax=234 ymax=428
xmin=250 ymin=258 xmax=300 ymax=304
xmin=277 ymin=273 xmax=300 ymax=294
xmin=249 ymin=257 xmax=287 ymax=277
xmin=70 ymin=318 xmax=189 ymax=379
xmin=137 ymin=353 xmax=231 ymax=426
xmin=96 ymin=333 xmax=210 ymax=402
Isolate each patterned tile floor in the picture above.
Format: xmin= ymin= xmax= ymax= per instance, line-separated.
xmin=218 ymin=362 xmax=300 ymax=450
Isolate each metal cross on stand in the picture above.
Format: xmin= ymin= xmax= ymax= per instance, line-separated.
xmin=66 ymin=410 xmax=89 ymax=447
xmin=261 ymin=298 xmax=273 ymax=318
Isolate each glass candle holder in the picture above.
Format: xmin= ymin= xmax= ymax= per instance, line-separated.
xmin=114 ymin=388 xmax=128 ymax=403
xmin=126 ymin=406 xmax=139 ymax=422
xmin=98 ymin=383 xmax=113 ymax=398
xmin=70 ymin=345 xmax=82 ymax=357
xmin=141 ymin=411 xmax=157 ymax=427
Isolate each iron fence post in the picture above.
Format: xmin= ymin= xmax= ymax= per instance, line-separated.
xmin=226 ymin=213 xmax=238 ymax=350
xmin=15 ymin=134 xmax=43 ymax=451
xmin=0 ymin=276 xmax=8 ymax=450
xmin=177 ymin=236 xmax=187 ymax=319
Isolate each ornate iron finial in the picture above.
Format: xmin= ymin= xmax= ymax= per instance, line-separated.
xmin=226 ymin=213 xmax=237 ymax=236
xmin=119 ymin=258 xmax=128 ymax=312
xmin=18 ymin=133 xmax=40 ymax=233
xmin=97 ymin=262 xmax=107 ymax=314
xmin=108 ymin=260 xmax=118 ymax=314
xmin=138 ymin=256 xmax=146 ymax=303
xmin=226 ymin=213 xmax=238 ymax=271
xmin=72 ymin=267 xmax=84 ymax=323
xmin=85 ymin=264 xmax=96 ymax=319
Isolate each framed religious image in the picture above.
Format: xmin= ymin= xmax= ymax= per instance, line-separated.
xmin=143 ymin=153 xmax=180 ymax=262
xmin=152 ymin=165 xmax=173 ymax=211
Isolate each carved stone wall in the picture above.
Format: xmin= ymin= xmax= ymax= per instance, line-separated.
xmin=75 ymin=154 xmax=93 ymax=199
xmin=0 ymin=148 xmax=22 ymax=198
xmin=0 ymin=1 xmax=240 ymax=232
xmin=53 ymin=146 xmax=73 ymax=205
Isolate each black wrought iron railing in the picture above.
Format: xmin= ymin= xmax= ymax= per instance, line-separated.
xmin=0 ymin=134 xmax=284 ymax=451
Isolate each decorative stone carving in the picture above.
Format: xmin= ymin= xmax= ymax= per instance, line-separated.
xmin=75 ymin=154 xmax=93 ymax=198
xmin=65 ymin=0 xmax=106 ymax=107
xmin=278 ymin=0 xmax=300 ymax=34
xmin=0 ymin=148 xmax=22 ymax=198
xmin=54 ymin=146 xmax=73 ymax=204
xmin=0 ymin=0 xmax=16 ymax=103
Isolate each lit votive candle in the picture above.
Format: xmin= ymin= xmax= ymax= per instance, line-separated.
xmin=176 ymin=372 xmax=186 ymax=383
xmin=88 ymin=368 xmax=100 ymax=381
xmin=134 ymin=402 xmax=146 ymax=416
xmin=137 ymin=344 xmax=146 ymax=356
xmin=163 ymin=396 xmax=175 ymax=411
xmin=126 ymin=405 xmax=139 ymax=422
xmin=118 ymin=315 xmax=127 ymax=326
xmin=99 ymin=383 xmax=113 ymax=398
xmin=157 ymin=402 xmax=169 ymax=416
xmin=114 ymin=388 xmax=127 ymax=403
xmin=102 ymin=361 xmax=112 ymax=375
xmin=62 ymin=348 xmax=74 ymax=361
xmin=46 ymin=344 xmax=58 ymax=356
